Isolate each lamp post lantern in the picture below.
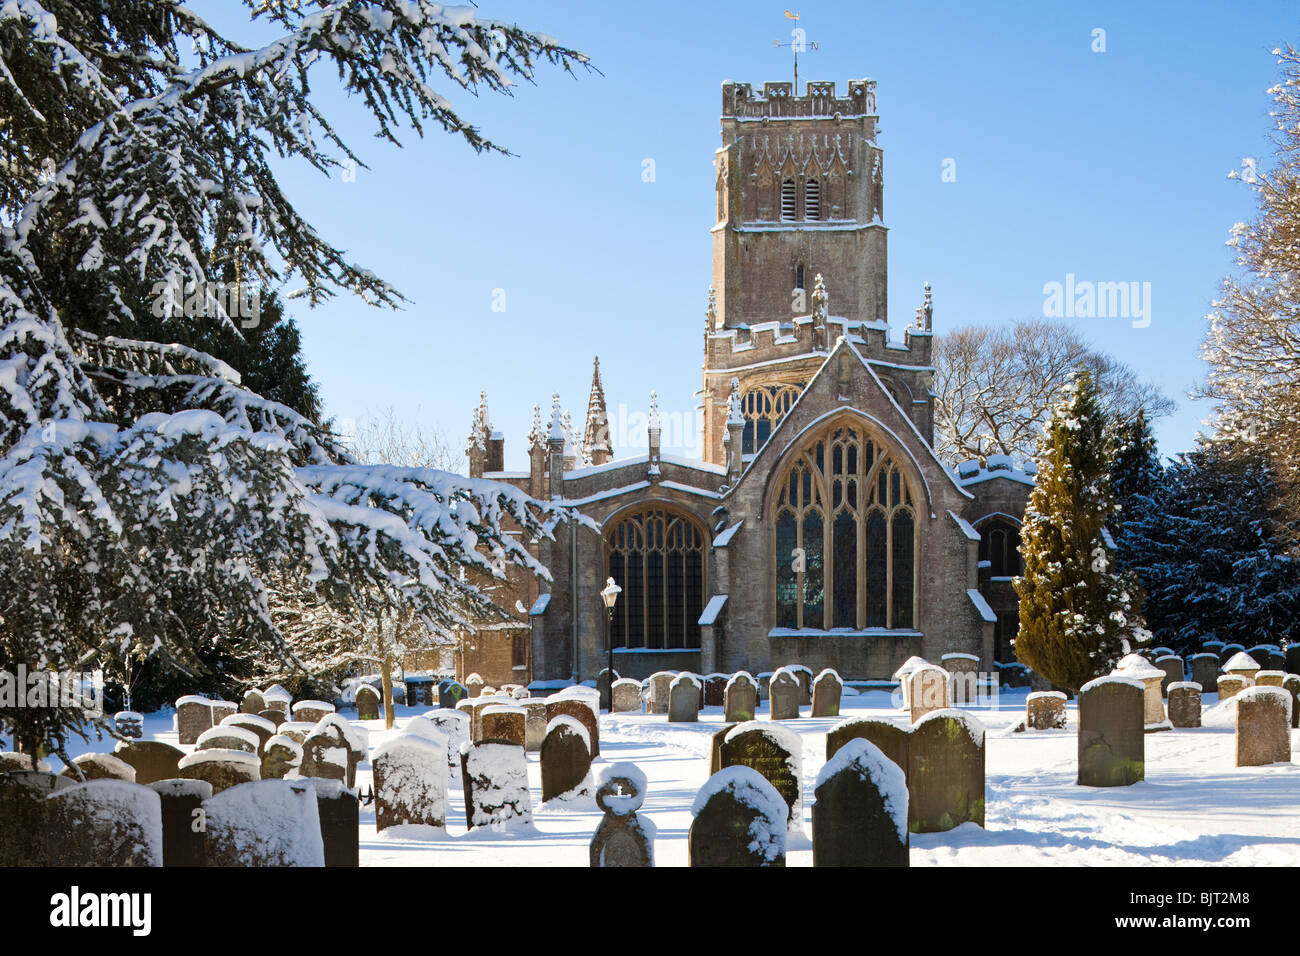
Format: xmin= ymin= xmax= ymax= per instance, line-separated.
xmin=601 ymin=576 xmax=622 ymax=712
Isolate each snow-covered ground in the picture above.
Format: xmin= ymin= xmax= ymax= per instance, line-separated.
xmin=25 ymin=687 xmax=1300 ymax=866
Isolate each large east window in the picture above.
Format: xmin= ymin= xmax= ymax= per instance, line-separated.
xmin=774 ymin=422 xmax=918 ymax=630
xmin=607 ymin=507 xmax=706 ymax=650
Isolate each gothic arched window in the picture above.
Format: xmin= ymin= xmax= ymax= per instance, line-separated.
xmin=978 ymin=518 xmax=1022 ymax=577
xmin=774 ymin=422 xmax=918 ymax=630
xmin=607 ymin=507 xmax=706 ymax=650
xmin=781 ymin=180 xmax=796 ymax=221
xmin=805 ymin=179 xmax=820 ymax=220
xmin=741 ymin=383 xmax=802 ymax=455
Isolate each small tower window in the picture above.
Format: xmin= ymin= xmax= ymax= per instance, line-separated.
xmin=805 ymin=179 xmax=820 ymax=220
xmin=781 ymin=180 xmax=796 ymax=221
xmin=796 ymin=264 xmax=805 ymax=289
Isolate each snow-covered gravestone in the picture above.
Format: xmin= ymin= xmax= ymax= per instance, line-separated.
xmin=297 ymin=728 xmax=346 ymax=784
xmin=196 ymin=724 xmax=260 ymax=755
xmin=291 ymin=699 xmax=336 ymax=725
xmin=811 ymin=669 xmax=843 ymax=717
xmin=422 ymin=709 xmax=471 ymax=777
xmin=689 ymin=766 xmax=787 ymax=867
xmin=590 ymin=763 xmax=654 ymax=867
xmin=1113 ymin=654 xmax=1170 ymax=731
xmin=718 ymin=721 xmax=803 ymax=831
xmin=222 ymin=713 xmax=276 ymax=753
xmin=460 ymin=741 xmax=533 ymax=831
xmin=464 ymin=673 xmax=486 ymax=698
xmin=1223 ymin=651 xmax=1261 ymax=681
xmin=175 ymin=695 xmax=214 ymax=745
xmin=892 ymin=656 xmax=931 ymax=711
xmin=1255 ymin=670 xmax=1286 ymax=687
xmin=668 ymin=673 xmax=702 ymax=722
xmin=439 ymin=680 xmax=469 ymax=709
xmin=1154 ymin=655 xmax=1184 ymax=695
xmin=1235 ymin=686 xmax=1292 ymax=767
xmin=261 ymin=735 xmax=304 ymax=780
xmin=262 ymin=684 xmax=292 ymax=716
xmin=826 ymin=717 xmax=910 ymax=781
xmin=0 ymin=772 xmax=72 ymax=865
xmin=646 ymin=671 xmax=675 ymax=714
xmin=1026 ymin=691 xmax=1067 ymax=730
xmin=545 ymin=688 xmax=601 ymax=756
xmin=812 ymin=738 xmax=909 ymax=867
xmin=906 ymin=665 xmax=952 ymax=725
xmin=481 ymin=704 xmax=527 ymax=747
xmin=1167 ymin=683 xmax=1202 ymax=729
xmin=178 ymin=749 xmax=261 ymax=794
xmin=1217 ymin=675 xmax=1252 ymax=702
xmin=210 ymin=700 xmax=238 ymax=725
xmin=114 ymin=711 xmax=144 ymax=739
xmin=941 ymin=653 xmax=979 ymax=705
xmin=302 ymin=778 xmax=360 ymax=868
xmin=1077 ymin=676 xmax=1144 ymax=788
xmin=240 ymin=689 xmax=266 ymax=716
xmin=541 ymin=716 xmax=594 ymax=803
xmin=768 ymin=667 xmax=802 ymax=720
xmin=61 ymin=752 xmax=137 ymax=783
xmin=203 ymin=779 xmax=325 ymax=867
xmin=46 ymin=780 xmax=163 ymax=867
xmin=115 ymin=741 xmax=185 ymax=785
xmin=373 ymin=733 xmax=447 ymax=832
xmin=703 ymin=673 xmax=729 ymax=707
xmin=355 ymin=685 xmax=380 ymax=720
xmin=149 ymin=779 xmax=211 ymax=867
xmin=1189 ymin=653 xmax=1220 ymax=693
xmin=518 ymin=699 xmax=550 ymax=750
xmin=907 ymin=709 xmax=985 ymax=833
xmin=724 ymin=672 xmax=758 ymax=722
xmin=611 ymin=678 xmax=642 ymax=714
xmin=787 ymin=664 xmax=813 ymax=705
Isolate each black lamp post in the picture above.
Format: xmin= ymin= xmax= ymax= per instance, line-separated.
xmin=601 ymin=576 xmax=622 ymax=712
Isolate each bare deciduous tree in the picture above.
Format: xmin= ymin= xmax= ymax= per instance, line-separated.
xmin=347 ymin=406 xmax=466 ymax=472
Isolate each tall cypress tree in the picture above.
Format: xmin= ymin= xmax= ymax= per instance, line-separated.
xmin=1014 ymin=370 xmax=1148 ymax=691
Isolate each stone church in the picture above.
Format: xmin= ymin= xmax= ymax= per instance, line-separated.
xmin=456 ymin=79 xmax=1031 ymax=688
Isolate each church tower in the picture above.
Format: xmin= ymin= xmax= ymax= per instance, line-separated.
xmin=703 ymin=79 xmax=935 ymax=467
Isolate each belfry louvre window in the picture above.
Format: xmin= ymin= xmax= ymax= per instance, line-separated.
xmin=805 ymin=179 xmax=820 ymax=220
xmin=741 ymin=383 xmax=802 ymax=455
xmin=774 ymin=422 xmax=918 ymax=630
xmin=607 ymin=508 xmax=706 ymax=650
xmin=781 ymin=180 xmax=797 ymax=221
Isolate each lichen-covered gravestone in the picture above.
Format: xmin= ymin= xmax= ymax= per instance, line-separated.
xmin=1026 ymin=691 xmax=1067 ymax=730
xmin=768 ymin=667 xmax=802 ymax=720
xmin=724 ymin=672 xmax=758 ymax=722
xmin=61 ymin=752 xmax=137 ymax=783
xmin=906 ymin=665 xmax=952 ymax=724
xmin=149 ymin=779 xmax=211 ymax=867
xmin=1235 ymin=686 xmax=1292 ymax=767
xmin=668 ymin=673 xmax=702 ymax=723
xmin=1077 ymin=676 xmax=1144 ymax=787
xmin=260 ymin=735 xmax=303 ymax=779
xmin=460 ymin=741 xmax=533 ymax=830
xmin=177 ymin=749 xmax=261 ymax=794
xmin=46 ymin=780 xmax=163 ymax=867
xmin=1167 ymin=683 xmax=1202 ymax=729
xmin=826 ymin=717 xmax=910 ymax=782
xmin=688 ymin=766 xmax=787 ymax=867
xmin=355 ymin=685 xmax=381 ymax=721
xmin=115 ymin=741 xmax=185 ymax=786
xmin=240 ymin=689 xmax=266 ymax=715
xmin=719 ymin=721 xmax=803 ymax=830
xmin=811 ymin=669 xmax=843 ymax=717
xmin=439 ymin=680 xmax=469 ymax=709
xmin=812 ymin=738 xmax=909 ymax=867
xmin=480 ymin=705 xmax=527 ymax=747
xmin=907 ymin=709 xmax=985 ymax=833
xmin=590 ymin=763 xmax=655 ymax=867
xmin=541 ymin=716 xmax=593 ymax=802
xmin=1217 ymin=675 xmax=1252 ymax=702
xmin=203 ymin=779 xmax=325 ymax=867
xmin=373 ymin=733 xmax=447 ymax=831
xmin=611 ymin=678 xmax=642 ymax=714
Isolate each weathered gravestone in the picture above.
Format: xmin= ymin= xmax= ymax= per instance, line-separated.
xmin=258 ymin=709 xmax=287 ymax=729
xmin=724 ymin=672 xmax=758 ymax=722
xmin=1217 ymin=675 xmax=1252 ymax=702
xmin=511 ymin=685 xmax=531 ymax=700
xmin=46 ymin=780 xmax=162 ymax=867
xmin=1284 ymin=675 xmax=1300 ymax=730
xmin=291 ymin=700 xmax=335 ymax=725
xmin=941 ymin=653 xmax=980 ymax=706
xmin=274 ymin=721 xmax=314 ymax=746
xmin=893 ymin=656 xmax=930 ymax=711
xmin=405 ymin=676 xmax=436 ymax=707
xmin=719 ymin=721 xmax=803 ymax=829
xmin=1167 ymin=682 xmax=1202 ymax=728
xmin=460 ymin=741 xmax=532 ymax=830
xmin=422 ymin=709 xmax=470 ymax=777
xmin=689 ymin=766 xmax=787 ymax=867
xmin=1235 ymin=686 xmax=1292 ymax=767
xmin=811 ymin=669 xmax=843 ymax=717
xmin=305 ymin=778 xmax=359 ymax=868
xmin=908 ymin=709 xmax=985 ymax=833
xmin=61 ymin=752 xmax=137 ymax=783
xmin=149 ymin=779 xmax=210 ymax=867
xmin=481 ymin=705 xmax=527 ymax=747
xmin=1114 ymin=654 xmax=1169 ymax=731
xmin=646 ymin=671 xmax=675 ymax=714
xmin=300 ymin=732 xmax=347 ymax=785
xmin=261 ymin=684 xmax=292 ymax=716
xmin=703 ymin=674 xmax=729 ymax=708
xmin=596 ymin=668 xmax=618 ymax=709
xmin=175 ymin=695 xmax=214 ymax=746
xmin=590 ymin=763 xmax=654 ymax=867
xmin=240 ymin=689 xmax=266 ymax=715
xmin=308 ymin=714 xmax=368 ymax=788
xmin=464 ymin=673 xmax=485 ymax=698
xmin=826 ymin=717 xmax=910 ymax=781
xmin=668 ymin=673 xmax=702 ymax=722
xmin=373 ymin=733 xmax=447 ymax=831
xmin=710 ymin=723 xmax=737 ymax=775
xmin=813 ymin=738 xmax=909 ymax=867
xmin=203 ymin=779 xmax=325 ymax=866
xmin=1026 ymin=691 xmax=1067 ymax=730
xmin=1223 ymin=651 xmax=1261 ymax=680
xmin=545 ymin=689 xmax=600 ymax=756
xmin=1189 ymin=654 xmax=1219 ymax=694
xmin=541 ymin=716 xmax=593 ymax=802
xmin=439 ymin=680 xmax=469 ymax=709
xmin=0 ymin=771 xmax=72 ymax=865
xmin=355 ymin=685 xmax=381 ymax=721
xmin=768 ymin=667 xmax=802 ymax=720
xmin=907 ymin=665 xmax=952 ymax=724
xmin=0 ymin=752 xmax=48 ymax=773
xmin=787 ymin=665 xmax=813 ymax=705
xmin=611 ymin=678 xmax=642 ymax=714
xmin=1255 ymin=670 xmax=1286 ymax=687
xmin=519 ymin=698 xmax=551 ymax=750
xmin=221 ymin=712 xmax=276 ymax=753
xmin=261 ymin=735 xmax=303 ymax=779
xmin=178 ymin=749 xmax=261 ymax=794
xmin=196 ymin=725 xmax=259 ymax=755
xmin=209 ymin=700 xmax=238 ymax=725
xmin=1155 ymin=656 xmax=1184 ymax=695
xmin=1077 ymin=676 xmax=1144 ymax=787
xmin=115 ymin=741 xmax=185 ymax=785
xmin=1219 ymin=644 xmax=1247 ymax=668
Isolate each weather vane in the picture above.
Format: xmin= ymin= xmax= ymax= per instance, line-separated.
xmin=774 ymin=10 xmax=818 ymax=95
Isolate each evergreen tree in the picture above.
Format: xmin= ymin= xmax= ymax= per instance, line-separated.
xmin=1013 ymin=370 xmax=1148 ymax=691
xmin=1109 ymin=408 xmax=1164 ymax=573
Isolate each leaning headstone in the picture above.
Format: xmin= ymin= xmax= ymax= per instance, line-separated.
xmin=1077 ymin=676 xmax=1144 ymax=787
xmin=114 ymin=741 xmax=185 ymax=785
xmin=724 ymin=671 xmax=758 ymax=722
xmin=291 ymin=699 xmax=335 ymax=725
xmin=305 ymin=778 xmax=359 ymax=867
xmin=355 ymin=685 xmax=381 ymax=720
xmin=813 ymin=738 xmax=909 ymax=867
xmin=1154 ymin=655 xmax=1184 ymax=695
xmin=1026 ymin=691 xmax=1067 ymax=730
xmin=668 ymin=673 xmax=702 ymax=723
xmin=460 ymin=741 xmax=533 ymax=830
xmin=540 ymin=716 xmax=593 ymax=802
xmin=481 ymin=704 xmax=527 ymax=747
xmin=1223 ymin=651 xmax=1261 ymax=680
xmin=1235 ymin=686 xmax=1292 ymax=767
xmin=906 ymin=665 xmax=952 ymax=724
xmin=114 ymin=711 xmax=144 ymax=739
xmin=590 ymin=763 xmax=654 ymax=867
xmin=149 ymin=779 xmax=210 ymax=867
xmin=373 ymin=733 xmax=447 ymax=831
xmin=1189 ymin=653 xmax=1219 ymax=693
xmin=61 ymin=752 xmax=137 ymax=783
xmin=519 ymin=698 xmax=550 ymax=751
xmin=703 ymin=674 xmax=729 ymax=708
xmin=1284 ymin=674 xmax=1300 ymax=730
xmin=439 ymin=680 xmax=469 ymax=709
xmin=176 ymin=695 xmax=214 ymax=746
xmin=0 ymin=771 xmax=72 ymax=865
xmin=1255 ymin=670 xmax=1286 ymax=687
xmin=260 ymin=735 xmax=303 ymax=779
xmin=719 ymin=721 xmax=803 ymax=829
xmin=811 ymin=669 xmax=843 ymax=717
xmin=768 ymin=667 xmax=802 ymax=720
xmin=908 ymin=709 xmax=985 ymax=833
xmin=240 ymin=689 xmax=267 ymax=715
xmin=422 ymin=709 xmax=471 ymax=777
xmin=1167 ymin=682 xmax=1202 ymax=728
xmin=826 ymin=717 xmax=910 ymax=779
xmin=46 ymin=780 xmax=162 ymax=867
xmin=689 ymin=766 xmax=787 ymax=867
xmin=646 ymin=671 xmax=675 ymax=714
xmin=611 ymin=678 xmax=642 ymax=714
xmin=203 ymin=779 xmax=325 ymax=866
xmin=178 ymin=749 xmax=261 ymax=794
xmin=196 ymin=724 xmax=260 ymax=755
xmin=1217 ymin=675 xmax=1252 ymax=702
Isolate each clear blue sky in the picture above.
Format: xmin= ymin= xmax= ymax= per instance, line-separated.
xmin=205 ymin=1 xmax=1299 ymax=470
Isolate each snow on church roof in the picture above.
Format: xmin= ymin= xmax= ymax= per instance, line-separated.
xmin=955 ymin=457 xmax=1037 ymax=488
